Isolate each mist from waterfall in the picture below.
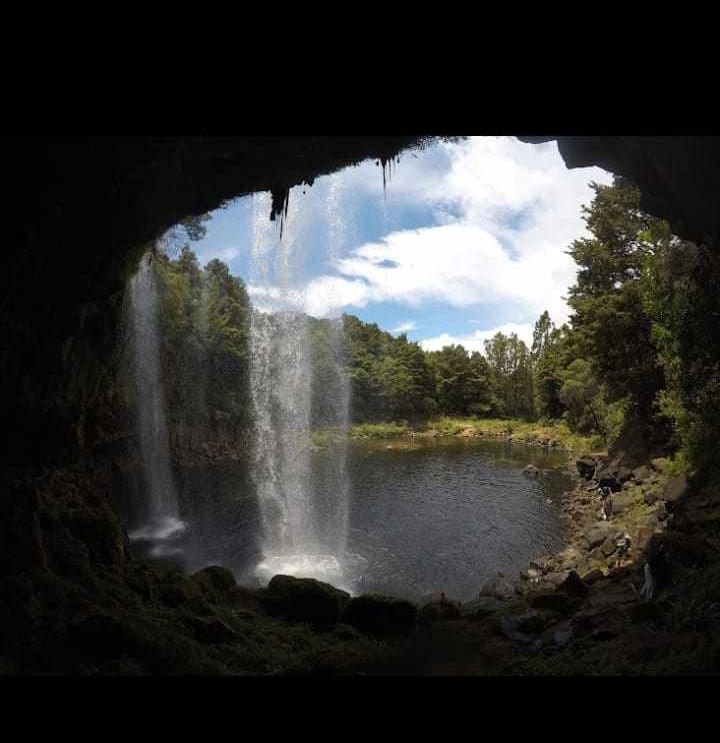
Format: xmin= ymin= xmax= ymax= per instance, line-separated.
xmin=126 ymin=253 xmax=186 ymax=555
xmin=249 ymin=185 xmax=361 ymax=591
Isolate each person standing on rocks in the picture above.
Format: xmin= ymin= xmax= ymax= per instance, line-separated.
xmin=640 ymin=561 xmax=654 ymax=600
xmin=598 ymin=486 xmax=613 ymax=521
xmin=615 ymin=532 xmax=631 ymax=568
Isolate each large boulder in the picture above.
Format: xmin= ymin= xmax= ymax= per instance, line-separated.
xmin=419 ymin=598 xmax=462 ymax=623
xmin=159 ymin=571 xmax=201 ymax=608
xmin=262 ymin=575 xmax=350 ymax=629
xmin=460 ymin=595 xmax=505 ymax=618
xmin=612 ymin=492 xmax=637 ymax=515
xmin=663 ymin=475 xmax=688 ymax=503
xmin=192 ymin=565 xmax=237 ymax=599
xmin=583 ymin=525 xmax=612 ymax=551
xmin=480 ymin=575 xmax=517 ymax=599
xmin=558 ymin=570 xmax=589 ymax=597
xmin=580 ymin=568 xmax=606 ymax=585
xmin=341 ymin=594 xmax=417 ymax=636
xmin=528 ymin=590 xmax=579 ymax=615
xmin=576 ymin=457 xmax=597 ymax=480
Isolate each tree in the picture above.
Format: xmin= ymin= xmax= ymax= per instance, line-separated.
xmin=567 ymin=177 xmax=666 ymax=423
xmin=483 ymin=332 xmax=534 ymax=418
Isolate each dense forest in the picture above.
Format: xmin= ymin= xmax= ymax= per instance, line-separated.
xmin=144 ymin=176 xmax=720 ymax=477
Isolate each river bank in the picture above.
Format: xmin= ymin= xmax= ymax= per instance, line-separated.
xmin=348 ymin=417 xmax=603 ymax=453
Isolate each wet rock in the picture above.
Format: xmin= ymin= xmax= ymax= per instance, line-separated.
xmin=543 ymin=571 xmax=569 ymax=587
xmin=651 ymin=458 xmax=669 ymax=472
xmin=160 ymin=571 xmax=201 ymax=607
xmin=600 ymin=539 xmax=617 ymax=558
xmin=342 ymin=594 xmax=417 ymax=636
xmin=634 ymin=526 xmax=656 ymax=552
xmin=581 ymin=568 xmax=605 ymax=585
xmin=644 ymin=487 xmax=661 ymax=505
xmin=499 ymin=610 xmax=546 ymax=643
xmin=633 ymin=465 xmax=652 ymax=483
xmin=616 ymin=467 xmax=635 ymax=483
xmin=576 ymin=457 xmax=597 ymax=480
xmin=182 ymin=614 xmax=238 ymax=644
xmin=192 ymin=565 xmax=237 ymax=597
xmin=552 ymin=624 xmax=573 ymax=648
xmin=528 ymin=590 xmax=579 ymax=615
xmin=584 ymin=526 xmax=611 ymax=551
xmin=263 ymin=575 xmax=351 ymax=629
xmin=612 ymin=492 xmax=637 ymax=514
xmin=663 ymin=475 xmax=688 ymax=503
xmin=558 ymin=570 xmax=589 ymax=597
xmin=460 ymin=596 xmax=505 ymax=618
xmin=419 ymin=598 xmax=462 ymax=623
xmin=480 ymin=575 xmax=517 ymax=599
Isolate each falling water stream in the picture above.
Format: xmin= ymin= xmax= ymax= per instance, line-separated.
xmin=249 ymin=189 xmax=363 ymax=591
xmin=126 ymin=254 xmax=186 ymax=555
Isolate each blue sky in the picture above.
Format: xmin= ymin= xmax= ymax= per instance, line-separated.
xmin=175 ymin=137 xmax=613 ymax=351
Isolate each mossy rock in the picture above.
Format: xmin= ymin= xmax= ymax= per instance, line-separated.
xmin=341 ymin=593 xmax=417 ymax=636
xmin=159 ymin=571 xmax=201 ymax=607
xmin=192 ymin=565 xmax=237 ymax=600
xmin=419 ymin=598 xmax=462 ymax=624
xmin=262 ymin=575 xmax=351 ymax=630
xmin=528 ymin=590 xmax=581 ymax=616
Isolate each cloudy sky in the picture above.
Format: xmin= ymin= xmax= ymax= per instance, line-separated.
xmin=184 ymin=136 xmax=613 ymax=351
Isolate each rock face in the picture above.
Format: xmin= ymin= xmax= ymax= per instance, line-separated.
xmin=262 ymin=575 xmax=351 ymax=629
xmin=584 ymin=526 xmax=612 ymax=551
xmin=558 ymin=570 xmax=589 ymax=597
xmin=480 ymin=575 xmax=517 ymax=599
xmin=612 ymin=492 xmax=637 ymax=515
xmin=663 ymin=475 xmax=688 ymax=503
xmin=576 ymin=457 xmax=597 ymax=480
xmin=419 ymin=598 xmax=462 ymax=623
xmin=341 ymin=594 xmax=418 ymax=636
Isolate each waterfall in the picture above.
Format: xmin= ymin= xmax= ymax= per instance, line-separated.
xmin=126 ymin=253 xmax=186 ymax=556
xmin=249 ymin=188 xmax=362 ymax=591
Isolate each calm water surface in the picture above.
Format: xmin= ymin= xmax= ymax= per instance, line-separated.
xmin=124 ymin=437 xmax=573 ymax=603
xmin=314 ymin=437 xmax=573 ymax=602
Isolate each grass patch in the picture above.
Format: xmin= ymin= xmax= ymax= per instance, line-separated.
xmin=349 ymin=416 xmax=602 ymax=452
xmin=350 ymin=421 xmax=412 ymax=438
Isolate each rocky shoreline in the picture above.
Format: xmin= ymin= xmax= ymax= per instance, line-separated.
xmin=431 ymin=443 xmax=691 ymax=666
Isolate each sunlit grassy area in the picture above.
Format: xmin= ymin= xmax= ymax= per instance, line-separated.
xmin=349 ymin=416 xmax=604 ymax=452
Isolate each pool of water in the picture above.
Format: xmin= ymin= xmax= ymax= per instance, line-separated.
xmin=122 ymin=437 xmax=573 ymax=603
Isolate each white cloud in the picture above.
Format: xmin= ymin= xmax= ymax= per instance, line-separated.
xmin=392 ymin=320 xmax=419 ymax=334
xmin=300 ymin=137 xmax=612 ymax=325
xmin=420 ymin=322 xmax=535 ymax=353
xmin=243 ymin=137 xmax=613 ymax=330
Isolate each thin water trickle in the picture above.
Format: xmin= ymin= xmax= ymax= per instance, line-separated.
xmin=126 ymin=253 xmax=186 ymax=556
